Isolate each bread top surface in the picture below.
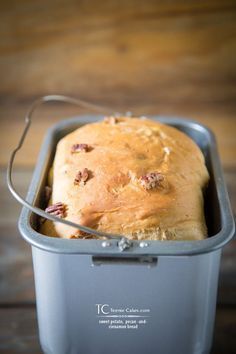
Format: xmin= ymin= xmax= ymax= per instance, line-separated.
xmin=40 ymin=116 xmax=209 ymax=240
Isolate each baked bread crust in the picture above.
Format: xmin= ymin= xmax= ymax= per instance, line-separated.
xmin=40 ymin=117 xmax=209 ymax=240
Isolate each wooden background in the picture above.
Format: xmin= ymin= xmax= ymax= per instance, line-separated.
xmin=0 ymin=0 xmax=236 ymax=353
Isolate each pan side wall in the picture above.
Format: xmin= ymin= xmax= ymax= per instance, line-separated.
xmin=32 ymin=247 xmax=221 ymax=354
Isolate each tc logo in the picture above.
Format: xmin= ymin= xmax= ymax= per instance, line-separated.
xmin=96 ymin=304 xmax=109 ymax=315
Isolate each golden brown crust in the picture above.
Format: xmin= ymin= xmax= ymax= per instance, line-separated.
xmin=40 ymin=117 xmax=209 ymax=240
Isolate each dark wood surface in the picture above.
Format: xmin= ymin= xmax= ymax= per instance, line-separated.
xmin=0 ymin=1 xmax=236 ymax=353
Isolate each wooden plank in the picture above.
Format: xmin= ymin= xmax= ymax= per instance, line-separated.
xmin=1 ymin=1 xmax=235 ymax=110
xmin=211 ymin=306 xmax=236 ymax=354
xmin=0 ymin=224 xmax=35 ymax=304
xmin=1 ymin=0 xmax=236 ymax=16
xmin=0 ymin=306 xmax=235 ymax=353
xmin=1 ymin=2 xmax=236 ymax=99
xmin=1 ymin=5 xmax=236 ymax=105
xmin=0 ymin=307 xmax=41 ymax=353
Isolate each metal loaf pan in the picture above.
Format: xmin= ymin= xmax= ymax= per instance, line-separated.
xmin=19 ymin=116 xmax=235 ymax=256
xmin=17 ymin=116 xmax=235 ymax=354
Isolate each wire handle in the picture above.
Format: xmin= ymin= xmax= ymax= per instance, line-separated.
xmin=7 ymin=95 xmax=132 ymax=248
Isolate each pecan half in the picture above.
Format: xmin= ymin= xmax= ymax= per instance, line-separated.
xmin=71 ymin=143 xmax=91 ymax=153
xmin=45 ymin=202 xmax=67 ymax=218
xmin=139 ymin=172 xmax=164 ymax=190
xmin=74 ymin=168 xmax=90 ymax=186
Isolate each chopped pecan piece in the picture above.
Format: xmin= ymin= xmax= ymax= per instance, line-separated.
xmin=71 ymin=143 xmax=90 ymax=153
xmin=45 ymin=202 xmax=66 ymax=218
xmin=74 ymin=168 xmax=90 ymax=186
xmin=139 ymin=172 xmax=164 ymax=190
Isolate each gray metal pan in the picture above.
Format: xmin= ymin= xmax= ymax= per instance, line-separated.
xmin=7 ymin=96 xmax=235 ymax=354
xmin=16 ymin=115 xmax=235 ymax=256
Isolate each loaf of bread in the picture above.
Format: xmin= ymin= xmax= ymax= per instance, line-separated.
xmin=40 ymin=116 xmax=209 ymax=240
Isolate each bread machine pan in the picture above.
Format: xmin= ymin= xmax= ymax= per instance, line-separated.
xmin=17 ymin=115 xmax=234 ymax=354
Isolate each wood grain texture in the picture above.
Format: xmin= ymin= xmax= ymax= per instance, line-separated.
xmin=0 ymin=0 xmax=235 ymax=352
xmin=0 ymin=307 xmax=41 ymax=353
xmin=0 ymin=0 xmax=236 ymax=104
xmin=211 ymin=306 xmax=236 ymax=354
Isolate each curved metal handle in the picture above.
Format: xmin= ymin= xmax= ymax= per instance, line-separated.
xmin=7 ymin=95 xmax=132 ymax=248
